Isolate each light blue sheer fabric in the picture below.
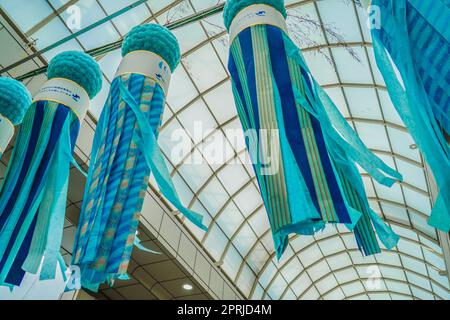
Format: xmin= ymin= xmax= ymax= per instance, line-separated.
xmin=371 ymin=0 xmax=450 ymax=231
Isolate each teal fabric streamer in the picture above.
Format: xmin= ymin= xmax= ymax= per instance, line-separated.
xmin=0 ymin=51 xmax=102 ymax=288
xmin=285 ymin=34 xmax=400 ymax=250
xmin=285 ymin=36 xmax=402 ymax=187
xmin=370 ymin=0 xmax=450 ymax=231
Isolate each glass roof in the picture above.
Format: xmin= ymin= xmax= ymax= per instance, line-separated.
xmin=1 ymin=0 xmax=449 ymax=300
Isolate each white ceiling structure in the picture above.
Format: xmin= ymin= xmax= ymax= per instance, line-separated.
xmin=0 ymin=0 xmax=449 ymax=300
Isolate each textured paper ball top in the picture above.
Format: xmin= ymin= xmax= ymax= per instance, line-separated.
xmin=121 ymin=23 xmax=181 ymax=72
xmin=47 ymin=51 xmax=103 ymax=99
xmin=223 ymin=0 xmax=287 ymax=31
xmin=0 ymin=77 xmax=32 ymax=125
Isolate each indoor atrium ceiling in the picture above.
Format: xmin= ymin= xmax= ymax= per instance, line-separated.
xmin=0 ymin=0 xmax=449 ymax=300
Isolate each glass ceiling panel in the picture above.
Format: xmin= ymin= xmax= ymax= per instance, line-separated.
xmin=1 ymin=0 xmax=449 ymax=300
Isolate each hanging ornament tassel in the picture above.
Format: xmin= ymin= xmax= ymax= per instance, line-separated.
xmin=0 ymin=77 xmax=31 ymax=159
xmin=368 ymin=0 xmax=450 ymax=231
xmin=71 ymin=24 xmax=206 ymax=292
xmin=224 ymin=0 xmax=401 ymax=258
xmin=0 ymin=51 xmax=102 ymax=287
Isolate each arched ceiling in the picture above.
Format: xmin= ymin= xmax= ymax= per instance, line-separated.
xmin=1 ymin=0 xmax=449 ymax=300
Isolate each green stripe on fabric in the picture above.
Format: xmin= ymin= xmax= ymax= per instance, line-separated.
xmin=286 ymin=51 xmax=338 ymax=223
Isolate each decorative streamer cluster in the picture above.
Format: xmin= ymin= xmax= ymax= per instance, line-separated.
xmin=0 ymin=51 xmax=102 ymax=287
xmin=0 ymin=0 xmax=447 ymax=295
xmin=369 ymin=0 xmax=450 ymax=232
xmin=224 ymin=0 xmax=401 ymax=258
xmin=71 ymin=24 xmax=206 ymax=291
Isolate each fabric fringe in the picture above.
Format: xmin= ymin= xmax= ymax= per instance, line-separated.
xmin=0 ymin=101 xmax=79 ymax=287
xmin=228 ymin=24 xmax=400 ymax=259
xmin=371 ymin=0 xmax=450 ymax=231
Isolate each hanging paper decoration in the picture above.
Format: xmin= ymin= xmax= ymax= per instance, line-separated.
xmin=367 ymin=0 xmax=450 ymax=231
xmin=0 ymin=77 xmax=31 ymax=159
xmin=0 ymin=51 xmax=102 ymax=287
xmin=224 ymin=0 xmax=402 ymax=258
xmin=71 ymin=24 xmax=206 ymax=291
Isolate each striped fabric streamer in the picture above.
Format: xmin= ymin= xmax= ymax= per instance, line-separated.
xmin=228 ymin=9 xmax=401 ymax=258
xmin=0 ymin=101 xmax=79 ymax=287
xmin=72 ymin=24 xmax=204 ymax=291
xmin=72 ymin=73 xmax=205 ymax=291
xmin=71 ymin=74 xmax=155 ymax=290
xmin=370 ymin=0 xmax=450 ymax=231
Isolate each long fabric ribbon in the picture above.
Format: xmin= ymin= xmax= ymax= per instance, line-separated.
xmin=72 ymin=75 xmax=154 ymax=290
xmin=118 ymin=79 xmax=206 ymax=230
xmin=284 ymin=35 xmax=402 ymax=187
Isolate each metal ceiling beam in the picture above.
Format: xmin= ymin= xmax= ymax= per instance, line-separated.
xmin=0 ymin=8 xmax=47 ymax=68
xmin=8 ymin=2 xmax=226 ymax=81
xmin=322 ymin=82 xmax=387 ymax=90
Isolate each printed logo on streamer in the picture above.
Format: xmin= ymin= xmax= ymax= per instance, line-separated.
xmin=33 ymin=78 xmax=90 ymax=123
xmin=229 ymin=4 xmax=288 ymax=45
xmin=155 ymin=73 xmax=164 ymax=83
